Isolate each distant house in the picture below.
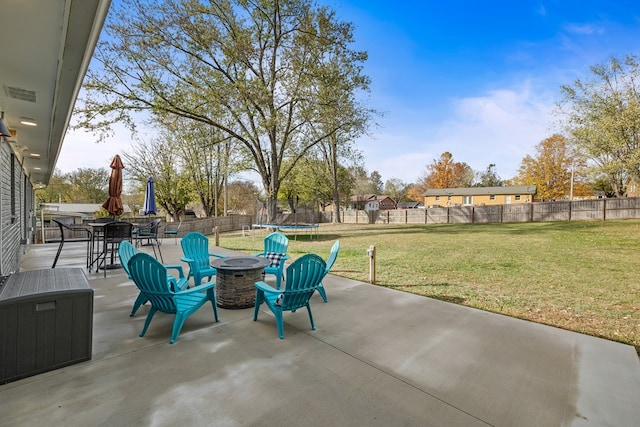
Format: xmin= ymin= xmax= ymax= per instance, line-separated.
xmin=424 ymin=186 xmax=537 ymax=207
xmin=397 ymin=201 xmax=424 ymax=209
xmin=350 ymin=194 xmax=396 ymax=210
xmin=40 ymin=203 xmax=132 ymax=225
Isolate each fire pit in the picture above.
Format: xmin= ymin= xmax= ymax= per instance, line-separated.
xmin=211 ymin=256 xmax=271 ymax=309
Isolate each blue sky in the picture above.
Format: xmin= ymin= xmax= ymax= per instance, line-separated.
xmin=59 ymin=0 xmax=640 ymax=185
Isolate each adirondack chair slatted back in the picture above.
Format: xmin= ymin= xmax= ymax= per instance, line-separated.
xmin=181 ymin=232 xmax=211 ymax=270
xmin=128 ymin=253 xmax=178 ymax=313
xmin=280 ymin=254 xmax=326 ymax=311
xmin=118 ymin=240 xmax=137 ymax=279
xmin=325 ymin=240 xmax=340 ymax=275
xmin=316 ymin=240 xmax=340 ymax=303
xmin=264 ymin=232 xmax=289 ymax=254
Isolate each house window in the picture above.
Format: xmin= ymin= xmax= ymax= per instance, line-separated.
xmin=515 ymin=195 xmax=521 ymax=201
xmin=435 ymin=196 xmax=440 ymax=201
xmin=463 ymin=195 xmax=472 ymax=205
xmin=489 ymin=195 xmax=495 ymax=201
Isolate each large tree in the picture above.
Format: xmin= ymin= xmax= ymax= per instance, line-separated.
xmin=474 ymin=164 xmax=504 ymax=187
xmin=123 ymin=135 xmax=192 ymax=220
xmin=384 ymin=178 xmax=410 ymax=203
xmin=67 ymin=168 xmax=110 ymax=203
xmin=512 ymin=134 xmax=589 ymax=201
xmin=35 ymin=170 xmax=73 ymax=204
xmin=421 ymin=152 xmax=474 ymax=190
xmin=75 ymin=0 xmax=374 ymax=222
xmin=558 ymin=55 xmax=640 ymax=197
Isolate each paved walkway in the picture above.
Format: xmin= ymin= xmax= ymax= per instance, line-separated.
xmin=1 ymin=239 xmax=639 ymax=426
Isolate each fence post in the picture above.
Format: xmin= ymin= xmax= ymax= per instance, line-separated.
xmin=367 ymin=245 xmax=376 ymax=284
xmin=213 ymin=226 xmax=220 ymax=246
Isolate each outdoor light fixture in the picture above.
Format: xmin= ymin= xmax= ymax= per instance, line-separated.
xmin=0 ymin=112 xmax=11 ymax=138
xmin=20 ymin=117 xmax=37 ymax=126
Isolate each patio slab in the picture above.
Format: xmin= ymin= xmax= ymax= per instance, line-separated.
xmin=1 ymin=239 xmax=639 ymax=426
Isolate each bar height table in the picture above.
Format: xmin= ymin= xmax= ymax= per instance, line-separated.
xmin=210 ymin=256 xmax=271 ymax=309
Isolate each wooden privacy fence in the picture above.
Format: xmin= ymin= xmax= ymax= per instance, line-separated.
xmin=36 ymin=198 xmax=640 ymax=242
xmin=329 ymin=198 xmax=640 ymax=225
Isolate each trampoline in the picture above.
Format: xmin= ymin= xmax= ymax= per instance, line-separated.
xmin=251 ymin=223 xmax=319 ymax=240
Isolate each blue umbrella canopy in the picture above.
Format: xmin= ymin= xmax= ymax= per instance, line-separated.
xmin=143 ymin=176 xmax=157 ymax=215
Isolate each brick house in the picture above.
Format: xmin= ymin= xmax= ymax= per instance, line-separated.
xmin=350 ymin=194 xmax=397 ymax=210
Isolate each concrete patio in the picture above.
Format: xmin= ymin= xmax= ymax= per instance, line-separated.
xmin=2 ymin=237 xmax=639 ymax=426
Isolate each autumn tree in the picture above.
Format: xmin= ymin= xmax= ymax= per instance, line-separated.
xmin=406 ymin=184 xmax=426 ymax=202
xmin=75 ymin=0 xmax=374 ymax=222
xmin=421 ymin=152 xmax=473 ymax=189
xmin=558 ymin=55 xmax=640 ymax=197
xmin=512 ymin=134 xmax=589 ymax=201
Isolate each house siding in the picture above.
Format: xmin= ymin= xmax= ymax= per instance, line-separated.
xmin=427 ymin=194 xmax=532 ymax=206
xmin=0 ymin=143 xmax=31 ymax=275
xmin=425 ymin=186 xmax=536 ymax=207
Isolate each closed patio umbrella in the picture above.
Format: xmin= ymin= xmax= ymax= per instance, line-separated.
xmin=143 ymin=176 xmax=157 ymax=215
xmin=102 ymin=155 xmax=125 ymax=217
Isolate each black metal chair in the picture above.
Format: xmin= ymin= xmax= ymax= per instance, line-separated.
xmin=163 ymin=220 xmax=182 ymax=244
xmin=133 ymin=218 xmax=163 ymax=262
xmin=50 ymin=219 xmax=92 ymax=268
xmin=97 ymin=221 xmax=133 ymax=277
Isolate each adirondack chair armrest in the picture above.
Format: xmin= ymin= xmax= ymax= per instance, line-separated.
xmin=208 ymin=253 xmax=227 ymax=259
xmin=177 ymin=281 xmax=216 ymax=295
xmin=168 ymin=276 xmax=181 ymax=291
xmin=180 ymin=256 xmax=195 ymax=265
xmin=167 ymin=275 xmax=190 ymax=292
xmin=164 ymin=264 xmax=185 ymax=278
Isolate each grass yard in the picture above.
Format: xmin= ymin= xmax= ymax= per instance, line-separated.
xmin=218 ymin=220 xmax=640 ymax=353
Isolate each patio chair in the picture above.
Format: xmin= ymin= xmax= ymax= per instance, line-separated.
xmin=96 ymin=221 xmax=134 ymax=277
xmin=118 ymin=241 xmax=190 ymax=316
xmin=253 ymin=253 xmax=326 ymax=339
xmin=253 ymin=231 xmax=290 ymax=289
xmin=163 ymin=220 xmax=182 ymax=244
xmin=180 ymin=232 xmax=226 ymax=286
xmin=133 ymin=218 xmax=163 ymax=262
xmin=317 ymin=240 xmax=340 ymax=303
xmin=50 ymin=219 xmax=92 ymax=268
xmin=128 ymin=252 xmax=219 ymax=344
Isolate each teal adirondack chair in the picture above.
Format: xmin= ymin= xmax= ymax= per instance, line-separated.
xmin=119 ymin=241 xmax=189 ymax=316
xmin=253 ymin=232 xmax=290 ymax=289
xmin=317 ymin=240 xmax=340 ymax=303
xmin=127 ymin=252 xmax=219 ymax=344
xmin=253 ymin=253 xmax=326 ymax=339
xmin=180 ymin=232 xmax=226 ymax=286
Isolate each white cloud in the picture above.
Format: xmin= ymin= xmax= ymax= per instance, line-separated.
xmin=56 ymin=123 xmax=143 ymax=173
xmin=536 ymin=4 xmax=547 ymax=17
xmin=436 ymin=85 xmax=555 ymax=178
xmin=360 ymin=82 xmax=557 ymax=183
xmin=564 ymin=23 xmax=605 ymax=35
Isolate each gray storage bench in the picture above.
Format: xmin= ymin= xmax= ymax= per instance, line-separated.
xmin=0 ymin=268 xmax=93 ymax=384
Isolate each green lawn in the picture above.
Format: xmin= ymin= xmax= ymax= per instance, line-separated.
xmin=218 ymin=220 xmax=640 ymax=353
